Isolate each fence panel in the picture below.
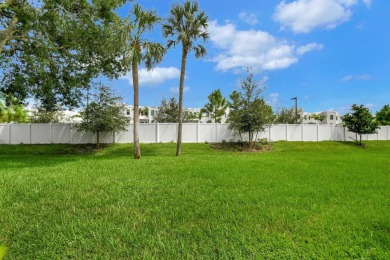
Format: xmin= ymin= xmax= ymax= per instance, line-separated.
xmin=31 ymin=124 xmax=51 ymax=144
xmin=182 ymin=124 xmax=197 ymax=143
xmin=116 ymin=125 xmax=133 ymax=143
xmin=1 ymin=123 xmax=389 ymax=144
xmin=303 ymin=124 xmax=317 ymax=141
xmin=377 ymin=126 xmax=388 ymax=140
xmin=139 ymin=124 xmax=157 ymax=143
xmin=0 ymin=125 xmax=10 ymax=144
xmin=288 ymin=124 xmax=302 ymax=141
xmin=158 ymin=124 xmax=177 ymax=143
xmin=333 ymin=125 xmax=345 ymax=141
xmin=10 ymin=124 xmax=30 ymax=144
xmin=199 ymin=124 xmax=218 ymax=142
xmin=271 ymin=125 xmax=287 ymax=141
xmin=51 ymin=124 xmax=71 ymax=143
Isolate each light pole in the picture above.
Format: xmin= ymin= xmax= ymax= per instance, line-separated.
xmin=291 ymin=97 xmax=298 ymax=124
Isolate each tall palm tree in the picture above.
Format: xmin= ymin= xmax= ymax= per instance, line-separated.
xmin=163 ymin=0 xmax=209 ymax=156
xmin=119 ymin=4 xmax=165 ymax=159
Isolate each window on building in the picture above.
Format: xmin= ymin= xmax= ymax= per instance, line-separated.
xmin=330 ymin=115 xmax=334 ymax=120
xmin=126 ymin=109 xmax=130 ymax=115
xmin=151 ymin=110 xmax=155 ymax=116
xmin=336 ymin=116 xmax=338 ymax=120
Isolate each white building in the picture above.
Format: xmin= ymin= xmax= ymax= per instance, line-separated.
xmin=302 ymin=111 xmax=342 ymax=124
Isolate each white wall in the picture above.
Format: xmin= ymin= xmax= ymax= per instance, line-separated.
xmin=0 ymin=123 xmax=388 ymax=144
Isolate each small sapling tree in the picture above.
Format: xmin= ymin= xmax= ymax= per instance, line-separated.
xmin=227 ymin=69 xmax=274 ymax=147
xmin=343 ymin=104 xmax=379 ymax=146
xmin=75 ymin=84 xmax=128 ymax=148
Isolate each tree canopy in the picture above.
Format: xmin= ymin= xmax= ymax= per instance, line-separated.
xmin=343 ymin=104 xmax=379 ymax=145
xmin=376 ymin=105 xmax=390 ymax=125
xmin=202 ymin=89 xmax=228 ymax=123
xmin=1 ymin=0 xmax=130 ymax=111
xmin=74 ymin=84 xmax=128 ymax=148
xmin=227 ymin=69 xmax=274 ymax=146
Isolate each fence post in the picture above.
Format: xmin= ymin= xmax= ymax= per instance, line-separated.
xmin=316 ymin=124 xmax=319 ymax=142
xmin=29 ymin=123 xmax=32 ymax=144
xmin=268 ymin=125 xmax=271 ymax=141
xmin=197 ymin=122 xmax=200 ymax=143
xmin=215 ymin=123 xmax=219 ymax=142
xmin=388 ymin=125 xmax=389 ymax=140
xmin=70 ymin=124 xmax=73 ymax=144
xmin=344 ymin=126 xmax=346 ymax=141
xmin=50 ymin=123 xmax=53 ymax=144
xmin=156 ymin=122 xmax=159 ymax=143
xmin=301 ymin=124 xmax=304 ymax=141
xmin=9 ymin=124 xmax=12 ymax=144
xmin=286 ymin=124 xmax=288 ymax=141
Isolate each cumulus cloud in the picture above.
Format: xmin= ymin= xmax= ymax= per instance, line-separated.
xmin=273 ymin=0 xmax=368 ymax=33
xmin=120 ymin=67 xmax=180 ymax=87
xmin=169 ymin=86 xmax=190 ymax=94
xmin=208 ymin=20 xmax=323 ymax=72
xmin=341 ymin=74 xmax=372 ymax=82
xmin=239 ymin=12 xmax=259 ymax=25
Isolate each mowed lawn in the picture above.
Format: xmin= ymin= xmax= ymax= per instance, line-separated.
xmin=0 ymin=142 xmax=389 ymax=258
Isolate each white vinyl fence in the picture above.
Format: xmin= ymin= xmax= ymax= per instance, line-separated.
xmin=0 ymin=123 xmax=389 ymax=145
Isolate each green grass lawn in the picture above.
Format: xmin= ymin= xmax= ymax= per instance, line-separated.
xmin=1 ymin=141 xmax=389 ymax=258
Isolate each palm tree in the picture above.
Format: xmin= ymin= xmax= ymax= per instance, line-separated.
xmin=119 ymin=4 xmax=165 ymax=159
xmin=163 ymin=0 xmax=209 ymax=156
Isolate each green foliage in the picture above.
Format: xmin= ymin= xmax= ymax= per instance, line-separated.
xmin=202 ymin=89 xmax=228 ymax=123
xmin=274 ymin=107 xmax=302 ymax=124
xmin=227 ymin=69 xmax=274 ymax=145
xmin=376 ymin=105 xmax=390 ymax=125
xmin=0 ymin=93 xmax=29 ymax=123
xmin=29 ymin=109 xmax=64 ymax=123
xmin=343 ymin=104 xmax=379 ymax=145
xmin=74 ymin=84 xmax=128 ymax=148
xmin=1 ymin=0 xmax=130 ymax=111
xmin=154 ymin=97 xmax=194 ymax=123
xmin=311 ymin=113 xmax=326 ymax=122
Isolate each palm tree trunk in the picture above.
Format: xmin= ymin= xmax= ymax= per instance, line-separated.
xmin=132 ymin=62 xmax=141 ymax=159
xmin=176 ymin=48 xmax=187 ymax=156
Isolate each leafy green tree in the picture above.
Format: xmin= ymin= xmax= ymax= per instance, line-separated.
xmin=202 ymin=89 xmax=228 ymax=123
xmin=154 ymin=97 xmax=195 ymax=123
xmin=376 ymin=105 xmax=390 ymax=125
xmin=274 ymin=107 xmax=302 ymax=124
xmin=1 ymin=0 xmax=130 ymax=111
xmin=227 ymin=69 xmax=274 ymax=146
xmin=163 ymin=0 xmax=209 ymax=156
xmin=343 ymin=104 xmax=379 ymax=146
xmin=118 ymin=3 xmax=165 ymax=159
xmin=75 ymin=84 xmax=128 ymax=148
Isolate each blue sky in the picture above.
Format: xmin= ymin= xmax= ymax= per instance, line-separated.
xmin=111 ymin=0 xmax=389 ymax=114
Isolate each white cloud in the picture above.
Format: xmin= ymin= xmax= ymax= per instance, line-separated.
xmin=239 ymin=12 xmax=259 ymax=25
xmin=363 ymin=0 xmax=372 ymax=8
xmin=273 ymin=0 xmax=364 ymax=33
xmin=341 ymin=74 xmax=372 ymax=82
xmin=208 ymin=20 xmax=323 ymax=72
xmin=297 ymin=43 xmax=324 ymax=55
xmin=169 ymin=86 xmax=190 ymax=94
xmin=120 ymin=67 xmax=180 ymax=87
